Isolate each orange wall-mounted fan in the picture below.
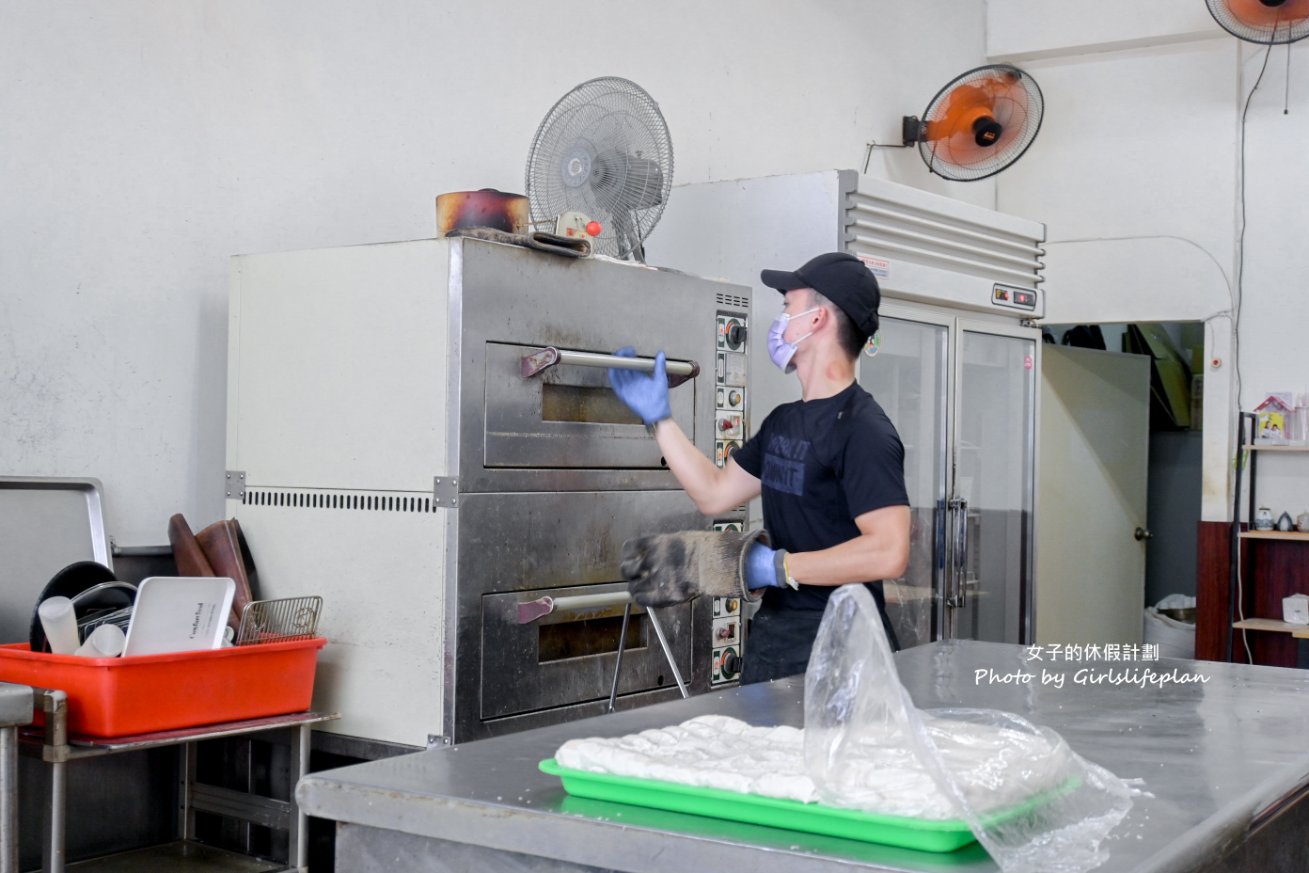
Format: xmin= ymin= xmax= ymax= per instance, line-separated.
xmin=902 ymin=64 xmax=1044 ymax=182
xmin=1206 ymin=0 xmax=1309 ymax=44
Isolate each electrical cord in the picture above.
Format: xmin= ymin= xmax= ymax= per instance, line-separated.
xmin=1231 ymin=42 xmax=1276 ymax=665
xmin=1236 ymin=41 xmax=1274 ymax=419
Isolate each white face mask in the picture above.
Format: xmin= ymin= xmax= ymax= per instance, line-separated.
xmin=767 ymin=307 xmax=819 ymax=373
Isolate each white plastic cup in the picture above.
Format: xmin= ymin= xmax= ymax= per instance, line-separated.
xmin=1292 ymin=393 xmax=1309 ymax=443
xmin=38 ymin=596 xmax=81 ymax=655
xmin=73 ymin=624 xmax=126 ymax=658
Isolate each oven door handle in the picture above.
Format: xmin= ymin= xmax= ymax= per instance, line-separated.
xmin=520 ymin=347 xmax=700 ymax=387
xmin=516 ymin=590 xmax=635 ymax=624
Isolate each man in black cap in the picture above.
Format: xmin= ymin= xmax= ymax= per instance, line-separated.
xmin=608 ymin=252 xmax=910 ymax=683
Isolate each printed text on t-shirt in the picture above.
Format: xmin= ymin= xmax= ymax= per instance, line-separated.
xmin=761 ymin=436 xmax=811 ymax=496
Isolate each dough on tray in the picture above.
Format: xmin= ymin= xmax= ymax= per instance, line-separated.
xmin=554 ymin=713 xmax=1070 ymax=819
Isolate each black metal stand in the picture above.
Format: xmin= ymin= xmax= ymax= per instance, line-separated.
xmin=1228 ymin=412 xmax=1257 ymax=663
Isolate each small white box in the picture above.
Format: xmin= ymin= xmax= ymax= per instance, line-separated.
xmin=1282 ymin=594 xmax=1309 ymax=626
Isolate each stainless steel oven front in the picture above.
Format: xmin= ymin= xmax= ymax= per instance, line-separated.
xmin=227 ymin=236 xmax=752 ymax=750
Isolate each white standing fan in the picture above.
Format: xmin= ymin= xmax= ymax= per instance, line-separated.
xmin=525 ymin=76 xmax=674 ymax=261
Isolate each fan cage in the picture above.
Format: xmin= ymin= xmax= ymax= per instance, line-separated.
xmin=526 ymin=76 xmax=674 ymax=258
xmin=916 ymin=64 xmax=1044 ymax=183
xmin=1206 ymin=0 xmax=1309 ymax=45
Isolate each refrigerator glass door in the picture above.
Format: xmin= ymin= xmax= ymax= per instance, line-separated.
xmin=948 ymin=326 xmax=1037 ymax=644
xmin=858 ymin=315 xmax=948 ymax=649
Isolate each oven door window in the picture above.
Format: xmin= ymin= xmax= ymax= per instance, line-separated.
xmin=480 ymin=583 xmax=692 ymax=720
xmin=483 ymin=342 xmax=697 ymax=469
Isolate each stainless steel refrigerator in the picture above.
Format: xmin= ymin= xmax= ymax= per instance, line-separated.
xmin=646 ymin=169 xmax=1045 ymax=647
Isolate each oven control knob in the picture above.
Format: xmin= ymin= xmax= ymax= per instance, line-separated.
xmin=726 ymin=322 xmax=747 ymax=349
xmin=721 ymin=649 xmax=740 ymax=679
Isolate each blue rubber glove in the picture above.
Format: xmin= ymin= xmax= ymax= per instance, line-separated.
xmin=607 ymin=346 xmax=672 ymax=426
xmin=743 ymin=541 xmax=795 ymax=590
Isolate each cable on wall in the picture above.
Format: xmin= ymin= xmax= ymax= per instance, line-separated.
xmin=1235 ymin=41 xmax=1276 ymax=420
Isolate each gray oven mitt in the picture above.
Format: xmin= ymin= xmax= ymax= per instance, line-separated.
xmin=620 ymin=529 xmax=768 ymax=608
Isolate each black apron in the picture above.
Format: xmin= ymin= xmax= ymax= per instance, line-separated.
xmin=739 ymin=594 xmax=901 ymax=685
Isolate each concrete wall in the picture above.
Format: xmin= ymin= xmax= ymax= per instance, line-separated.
xmin=988 ymin=0 xmax=1309 ymax=521
xmin=0 ymin=1 xmax=988 ymax=543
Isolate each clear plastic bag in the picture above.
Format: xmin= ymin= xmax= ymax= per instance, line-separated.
xmin=804 ymin=586 xmax=1134 ymax=873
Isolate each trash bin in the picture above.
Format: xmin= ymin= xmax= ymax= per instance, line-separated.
xmin=1144 ymin=594 xmax=1196 ymax=660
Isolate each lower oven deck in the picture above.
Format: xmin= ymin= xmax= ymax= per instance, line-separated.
xmin=232 ymin=487 xmax=746 ymax=749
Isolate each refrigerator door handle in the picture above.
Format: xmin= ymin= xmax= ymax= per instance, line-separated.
xmin=958 ymin=497 xmax=970 ymax=600
xmin=947 ymin=497 xmax=968 ymax=608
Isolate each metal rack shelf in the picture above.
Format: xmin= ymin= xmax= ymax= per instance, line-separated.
xmin=20 ymin=695 xmax=337 ymax=873
xmin=58 ymin=840 xmax=278 ymax=872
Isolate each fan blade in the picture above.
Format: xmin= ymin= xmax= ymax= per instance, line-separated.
xmin=923 ymin=76 xmax=1010 ymax=142
xmin=923 ymin=72 xmax=1030 ymax=168
xmin=1227 ymin=0 xmax=1309 ymax=29
xmin=592 ymin=152 xmax=665 ymax=212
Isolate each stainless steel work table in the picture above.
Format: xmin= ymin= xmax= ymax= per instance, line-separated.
xmin=298 ymin=641 xmax=1309 ymax=873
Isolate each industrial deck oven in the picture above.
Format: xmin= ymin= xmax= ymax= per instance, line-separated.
xmin=226 ymin=236 xmax=751 ymax=751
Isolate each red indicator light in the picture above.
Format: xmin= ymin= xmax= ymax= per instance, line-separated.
xmin=585 ymin=221 xmax=602 ymax=237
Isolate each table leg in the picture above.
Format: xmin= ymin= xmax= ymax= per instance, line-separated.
xmin=0 ymin=725 xmax=17 ymax=873
xmin=40 ymin=691 xmax=68 ymax=873
xmin=178 ymin=741 xmax=197 ymax=842
xmin=288 ymin=723 xmax=309 ymax=872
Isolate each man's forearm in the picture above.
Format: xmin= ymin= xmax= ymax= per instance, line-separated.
xmin=786 ymin=507 xmax=911 ymax=585
xmin=651 ymin=419 xmax=734 ymax=514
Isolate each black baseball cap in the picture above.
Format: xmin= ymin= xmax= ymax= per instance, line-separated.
xmin=760 ymin=252 xmax=880 ymax=337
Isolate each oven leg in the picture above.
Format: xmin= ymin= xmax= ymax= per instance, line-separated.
xmin=646 ymin=608 xmax=688 ymax=699
xmin=607 ymin=603 xmax=633 ymax=713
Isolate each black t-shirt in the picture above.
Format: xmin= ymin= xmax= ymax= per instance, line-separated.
xmin=731 ymin=381 xmax=908 ymax=611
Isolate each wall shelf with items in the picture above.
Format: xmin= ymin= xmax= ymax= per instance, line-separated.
xmin=1232 ymin=617 xmax=1309 ymax=638
xmin=1240 ymin=531 xmax=1309 ymax=541
xmin=1227 ymin=413 xmax=1309 ymax=665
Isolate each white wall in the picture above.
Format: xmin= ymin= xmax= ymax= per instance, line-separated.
xmin=987 ymin=1 xmax=1217 ymax=60
xmin=987 ymin=0 xmax=1309 ymax=521
xmin=0 ymin=1 xmax=988 ymax=544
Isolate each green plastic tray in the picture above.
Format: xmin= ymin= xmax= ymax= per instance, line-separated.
xmin=540 ymin=758 xmax=980 ymax=853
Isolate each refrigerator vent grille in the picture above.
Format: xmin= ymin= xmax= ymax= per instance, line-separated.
xmin=242 ymin=489 xmax=439 ymax=513
xmin=846 ymin=190 xmax=1044 ymax=290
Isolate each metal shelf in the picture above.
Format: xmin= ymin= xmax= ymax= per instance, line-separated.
xmin=20 ymin=700 xmax=337 ymax=873
xmin=61 ymin=840 xmax=284 ymax=872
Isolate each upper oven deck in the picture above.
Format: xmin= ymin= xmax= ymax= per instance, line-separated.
xmin=227 ymin=236 xmax=751 ymax=496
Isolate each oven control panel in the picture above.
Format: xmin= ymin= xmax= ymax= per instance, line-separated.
xmin=711 ymin=521 xmax=745 ymax=685
xmin=715 ymin=312 xmax=748 ymax=469
xmin=711 ymin=309 xmax=747 ymax=686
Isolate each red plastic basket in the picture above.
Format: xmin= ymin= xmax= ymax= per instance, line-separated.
xmin=0 ymin=637 xmax=325 ymax=737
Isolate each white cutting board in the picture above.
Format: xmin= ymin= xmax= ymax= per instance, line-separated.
xmin=122 ymin=577 xmax=235 ymax=657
